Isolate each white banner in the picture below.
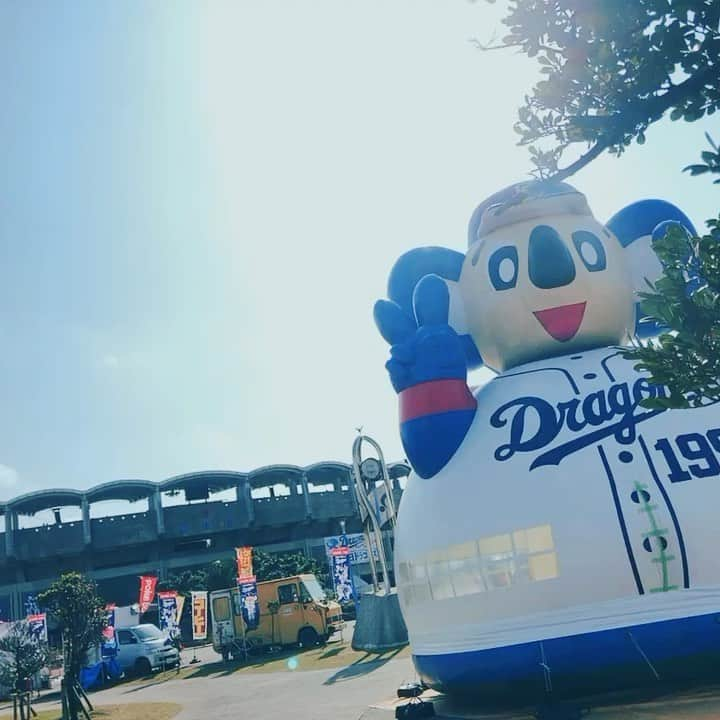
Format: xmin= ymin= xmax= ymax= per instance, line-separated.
xmin=325 ymin=533 xmax=379 ymax=565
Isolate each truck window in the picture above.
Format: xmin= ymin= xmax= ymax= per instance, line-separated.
xmin=117 ymin=630 xmax=135 ymax=645
xmin=301 ymin=576 xmax=327 ymax=602
xmin=277 ymin=583 xmax=299 ymax=605
xmin=212 ymin=596 xmax=232 ymax=622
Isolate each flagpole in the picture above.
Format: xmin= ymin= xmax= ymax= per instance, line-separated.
xmin=189 ymin=590 xmax=201 ymax=664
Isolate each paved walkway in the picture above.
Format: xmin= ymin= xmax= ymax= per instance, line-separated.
xmin=87 ymin=653 xmax=415 ymax=720
xmin=7 ymin=655 xmax=720 ymax=720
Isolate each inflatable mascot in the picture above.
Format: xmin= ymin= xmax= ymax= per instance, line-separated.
xmin=374 ymin=181 xmax=720 ymax=705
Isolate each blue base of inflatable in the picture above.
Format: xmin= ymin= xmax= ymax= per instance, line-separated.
xmin=413 ymin=611 xmax=720 ymax=705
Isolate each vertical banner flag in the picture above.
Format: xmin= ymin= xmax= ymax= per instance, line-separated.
xmin=191 ymin=591 xmax=208 ymax=641
xmin=238 ymin=576 xmax=260 ymax=631
xmin=101 ymin=604 xmax=117 ymax=656
xmin=26 ymin=613 xmax=48 ymax=642
xmin=103 ymin=604 xmax=116 ymax=641
xmin=157 ymin=591 xmax=179 ymax=634
xmin=235 ymin=547 xmax=257 ymax=631
xmin=235 ymin=547 xmax=253 ymax=580
xmin=176 ymin=594 xmax=186 ymax=632
xmin=368 ymin=483 xmax=395 ymax=528
xmin=138 ymin=575 xmax=158 ymax=614
xmin=330 ymin=546 xmax=354 ymax=603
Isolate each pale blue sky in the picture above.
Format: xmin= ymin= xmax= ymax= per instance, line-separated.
xmin=0 ymin=0 xmax=716 ymax=497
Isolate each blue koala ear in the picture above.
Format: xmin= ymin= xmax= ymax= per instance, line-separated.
xmin=606 ymin=199 xmax=697 ymax=339
xmin=387 ymin=246 xmax=483 ymax=369
xmin=388 ymin=247 xmax=464 ymax=309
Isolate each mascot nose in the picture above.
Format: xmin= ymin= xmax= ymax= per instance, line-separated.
xmin=528 ymin=225 xmax=576 ymax=289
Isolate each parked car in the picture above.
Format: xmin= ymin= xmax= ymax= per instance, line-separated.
xmin=114 ymin=624 xmax=180 ymax=676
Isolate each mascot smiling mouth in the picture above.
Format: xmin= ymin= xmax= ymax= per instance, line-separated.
xmin=533 ymin=302 xmax=587 ymax=342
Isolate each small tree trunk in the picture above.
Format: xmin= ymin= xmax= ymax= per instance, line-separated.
xmin=76 ymin=682 xmax=93 ymax=711
xmin=67 ymin=682 xmax=88 ymax=720
xmin=60 ymin=679 xmax=70 ymax=720
xmin=69 ymin=686 xmax=78 ymax=720
xmin=63 ymin=664 xmax=84 ymax=720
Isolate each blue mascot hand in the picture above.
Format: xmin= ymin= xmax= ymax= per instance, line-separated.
xmin=374 ymin=274 xmax=467 ymax=393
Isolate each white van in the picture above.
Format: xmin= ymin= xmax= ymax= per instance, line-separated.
xmin=114 ymin=624 xmax=179 ymax=675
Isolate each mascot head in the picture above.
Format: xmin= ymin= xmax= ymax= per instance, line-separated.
xmin=379 ymin=180 xmax=696 ymax=374
xmin=461 ymin=181 xmax=634 ymax=371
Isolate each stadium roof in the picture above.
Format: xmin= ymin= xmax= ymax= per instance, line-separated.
xmin=3 ymin=461 xmax=411 ymax=514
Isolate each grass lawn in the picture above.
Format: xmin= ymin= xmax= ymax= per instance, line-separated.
xmin=189 ymin=641 xmax=410 ymax=678
xmin=132 ymin=640 xmax=411 ymax=686
xmin=0 ymin=703 xmax=181 ymax=720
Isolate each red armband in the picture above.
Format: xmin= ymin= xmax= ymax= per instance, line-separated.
xmin=399 ymin=379 xmax=477 ymax=423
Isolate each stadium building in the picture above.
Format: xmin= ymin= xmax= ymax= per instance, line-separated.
xmin=0 ymin=461 xmax=409 ymax=618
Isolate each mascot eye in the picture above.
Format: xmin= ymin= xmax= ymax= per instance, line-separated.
xmin=572 ymin=231 xmax=607 ymax=272
xmin=488 ymin=246 xmax=518 ymax=291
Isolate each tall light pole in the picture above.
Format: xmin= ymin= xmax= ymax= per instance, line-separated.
xmin=349 ymin=433 xmax=408 ymax=653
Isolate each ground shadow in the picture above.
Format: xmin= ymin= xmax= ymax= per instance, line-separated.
xmin=323 ymin=647 xmax=403 ymax=685
xmin=0 ymin=690 xmax=61 ymax=714
xmin=29 ymin=690 xmax=62 ymax=706
xmin=120 ymin=671 xmax=184 ymax=695
xmin=176 ymin=660 xmax=245 ymax=680
xmin=183 ymin=647 xmax=308 ymax=680
xmin=318 ymin=646 xmax=344 ymax=660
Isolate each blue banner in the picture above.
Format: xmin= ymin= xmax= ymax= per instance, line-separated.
xmin=330 ymin=547 xmax=354 ymax=602
xmin=239 ymin=577 xmax=259 ymax=631
xmin=158 ymin=592 xmax=179 ymax=635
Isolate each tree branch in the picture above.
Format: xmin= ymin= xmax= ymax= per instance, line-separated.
xmin=547 ymin=66 xmax=717 ymax=182
xmin=468 ymin=38 xmax=522 ymax=51
xmin=549 ymin=139 xmax=610 ymax=182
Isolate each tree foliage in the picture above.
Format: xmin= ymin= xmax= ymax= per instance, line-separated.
xmin=486 ymin=0 xmax=720 ymax=179
xmin=160 ymin=550 xmax=328 ymax=595
xmin=253 ymin=550 xmax=327 ymax=585
xmin=38 ymin=573 xmax=106 ymax=681
xmin=483 ymin=0 xmax=720 ymax=404
xmin=39 ymin=573 xmax=106 ymax=720
xmin=623 ymin=139 xmax=720 ymax=408
xmin=157 ymin=568 xmax=209 ymax=596
xmin=0 ymin=621 xmax=49 ymax=693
